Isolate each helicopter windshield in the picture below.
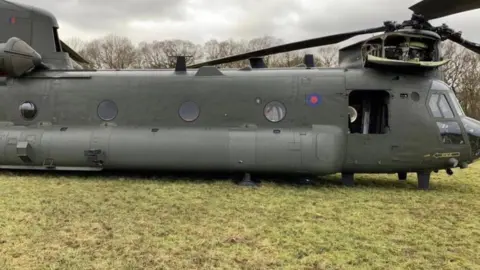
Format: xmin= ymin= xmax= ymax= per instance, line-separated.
xmin=430 ymin=80 xmax=478 ymax=161
xmin=448 ymin=92 xmax=465 ymax=116
xmin=461 ymin=117 xmax=480 ymax=160
xmin=431 ymin=80 xmax=465 ymax=116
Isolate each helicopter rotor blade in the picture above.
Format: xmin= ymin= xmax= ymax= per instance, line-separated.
xmin=447 ymin=35 xmax=480 ymax=54
xmin=409 ymin=0 xmax=480 ymax=20
xmin=60 ymin=40 xmax=90 ymax=64
xmin=187 ymin=26 xmax=386 ymax=68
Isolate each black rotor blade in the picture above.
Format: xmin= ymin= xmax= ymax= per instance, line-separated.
xmin=409 ymin=0 xmax=480 ymax=20
xmin=188 ymin=26 xmax=386 ymax=68
xmin=448 ymin=35 xmax=480 ymax=54
xmin=61 ymin=40 xmax=89 ymax=64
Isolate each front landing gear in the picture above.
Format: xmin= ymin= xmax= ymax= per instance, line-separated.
xmin=417 ymin=171 xmax=431 ymax=190
xmin=398 ymin=172 xmax=407 ymax=181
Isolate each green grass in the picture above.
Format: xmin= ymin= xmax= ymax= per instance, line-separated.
xmin=1 ymin=164 xmax=480 ymax=270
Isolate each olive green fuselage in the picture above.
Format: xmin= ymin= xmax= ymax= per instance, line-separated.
xmin=0 ymin=67 xmax=475 ymax=175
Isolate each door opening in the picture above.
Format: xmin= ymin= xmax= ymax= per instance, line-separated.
xmin=348 ymin=90 xmax=390 ymax=134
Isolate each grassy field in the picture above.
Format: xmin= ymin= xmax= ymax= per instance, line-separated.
xmin=1 ymin=164 xmax=479 ymax=270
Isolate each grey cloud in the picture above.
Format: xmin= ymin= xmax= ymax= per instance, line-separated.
xmin=13 ymin=0 xmax=190 ymax=33
xmin=8 ymin=0 xmax=480 ymax=44
xmin=298 ymin=0 xmax=422 ymax=37
xmin=12 ymin=0 xmax=308 ymax=38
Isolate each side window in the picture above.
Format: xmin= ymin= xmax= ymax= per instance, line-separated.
xmin=179 ymin=101 xmax=200 ymax=122
xmin=448 ymin=92 xmax=465 ymax=116
xmin=429 ymin=93 xmax=455 ymax=118
xmin=264 ymin=101 xmax=286 ymax=123
xmin=436 ymin=122 xmax=464 ymax=144
xmin=428 ymin=94 xmax=442 ymax=117
xmin=438 ymin=95 xmax=454 ymax=118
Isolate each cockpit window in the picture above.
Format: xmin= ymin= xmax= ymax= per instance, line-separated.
xmin=428 ymin=93 xmax=455 ymax=119
xmin=430 ymin=80 xmax=465 ymax=116
xmin=436 ymin=122 xmax=464 ymax=144
xmin=438 ymin=95 xmax=454 ymax=118
xmin=431 ymin=80 xmax=450 ymax=91
xmin=448 ymin=92 xmax=465 ymax=116
xmin=428 ymin=94 xmax=442 ymax=117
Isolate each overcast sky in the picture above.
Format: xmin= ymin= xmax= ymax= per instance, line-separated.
xmin=11 ymin=0 xmax=480 ymax=47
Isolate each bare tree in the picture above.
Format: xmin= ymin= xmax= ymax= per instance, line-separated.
xmin=217 ymin=39 xmax=249 ymax=68
xmin=439 ymin=41 xmax=480 ymax=118
xmin=270 ymin=51 xmax=304 ymax=67
xmin=162 ymin=39 xmax=203 ymax=67
xmin=78 ymin=39 xmax=103 ymax=69
xmin=139 ymin=39 xmax=203 ymax=68
xmin=440 ymin=41 xmax=470 ymax=92
xmin=75 ymin=35 xmax=138 ymax=69
xmin=203 ymin=39 xmax=223 ymax=60
xmin=64 ymin=37 xmax=85 ymax=52
xmin=268 ymin=46 xmax=339 ymax=68
xmin=456 ymin=53 xmax=480 ymax=118
xmin=138 ymin=41 xmax=169 ymax=68
xmin=199 ymin=38 xmax=250 ymax=68
xmin=246 ymin=36 xmax=283 ymax=67
xmin=99 ymin=34 xmax=138 ymax=69
xmin=315 ymin=46 xmax=339 ymax=67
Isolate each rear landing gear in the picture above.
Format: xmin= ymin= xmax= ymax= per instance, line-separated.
xmin=341 ymin=173 xmax=354 ymax=187
xmin=340 ymin=172 xmax=430 ymax=190
xmin=236 ymin=172 xmax=258 ymax=187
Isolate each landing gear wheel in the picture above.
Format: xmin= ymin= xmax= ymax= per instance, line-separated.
xmin=398 ymin=172 xmax=407 ymax=181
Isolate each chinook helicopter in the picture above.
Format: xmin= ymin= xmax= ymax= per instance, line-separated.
xmin=0 ymin=0 xmax=480 ymax=190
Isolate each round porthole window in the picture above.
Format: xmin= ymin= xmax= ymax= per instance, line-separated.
xmin=179 ymin=101 xmax=200 ymax=122
xmin=97 ymin=100 xmax=118 ymax=121
xmin=411 ymin=92 xmax=420 ymax=102
xmin=19 ymin=101 xmax=37 ymax=120
xmin=264 ymin=101 xmax=286 ymax=123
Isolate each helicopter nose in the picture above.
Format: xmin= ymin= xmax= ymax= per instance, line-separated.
xmin=462 ymin=117 xmax=480 ymax=161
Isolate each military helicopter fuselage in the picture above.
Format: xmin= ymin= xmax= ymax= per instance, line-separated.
xmin=1 ymin=66 xmax=479 ymax=176
xmin=1 ymin=0 xmax=480 ymax=189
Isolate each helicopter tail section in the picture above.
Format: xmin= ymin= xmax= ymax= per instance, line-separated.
xmin=0 ymin=0 xmax=88 ymax=69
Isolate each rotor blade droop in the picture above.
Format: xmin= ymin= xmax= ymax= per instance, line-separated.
xmin=188 ymin=26 xmax=386 ymax=68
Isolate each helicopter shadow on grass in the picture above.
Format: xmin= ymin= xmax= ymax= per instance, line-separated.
xmin=258 ymin=173 xmax=421 ymax=191
xmin=0 ymin=169 xmax=231 ymax=184
xmin=256 ymin=172 xmax=457 ymax=192
xmin=0 ymin=169 xmax=449 ymax=191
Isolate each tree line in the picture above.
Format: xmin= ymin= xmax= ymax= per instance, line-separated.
xmin=65 ymin=35 xmax=338 ymax=70
xmin=64 ymin=34 xmax=480 ymax=119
